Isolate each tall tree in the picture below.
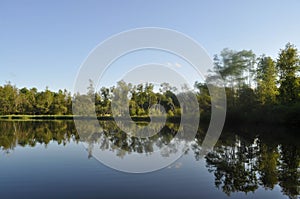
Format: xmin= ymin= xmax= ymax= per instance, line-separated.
xmin=35 ymin=87 xmax=54 ymax=114
xmin=99 ymin=87 xmax=111 ymax=115
xmin=256 ymin=55 xmax=278 ymax=104
xmin=17 ymin=87 xmax=33 ymax=114
xmin=0 ymin=83 xmax=18 ymax=114
xmin=111 ymin=81 xmax=131 ymax=116
xmin=49 ymin=89 xmax=68 ymax=115
xmin=214 ymin=49 xmax=256 ymax=106
xmin=277 ymin=43 xmax=300 ymax=104
xmin=215 ymin=49 xmax=256 ymax=88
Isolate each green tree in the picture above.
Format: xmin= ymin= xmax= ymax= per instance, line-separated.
xmin=277 ymin=43 xmax=300 ymax=104
xmin=159 ymin=83 xmax=176 ymax=116
xmin=64 ymin=89 xmax=73 ymax=114
xmin=0 ymin=82 xmax=18 ymax=114
xmin=16 ymin=87 xmax=33 ymax=114
xmin=256 ymin=56 xmax=278 ymax=104
xmin=49 ymin=89 xmax=68 ymax=115
xmin=214 ymin=49 xmax=256 ymax=107
xmin=111 ymin=81 xmax=131 ymax=116
xmin=35 ymin=87 xmax=54 ymax=114
xmin=194 ymin=81 xmax=211 ymax=113
xmin=99 ymin=87 xmax=111 ymax=115
xmin=215 ymin=49 xmax=256 ymax=88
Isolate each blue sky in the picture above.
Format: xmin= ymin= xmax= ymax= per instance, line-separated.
xmin=1 ymin=0 xmax=300 ymax=91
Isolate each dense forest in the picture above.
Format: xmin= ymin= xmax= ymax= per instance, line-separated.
xmin=1 ymin=43 xmax=300 ymax=125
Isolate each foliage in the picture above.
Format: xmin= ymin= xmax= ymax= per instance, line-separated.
xmin=0 ymin=43 xmax=300 ymax=125
xmin=276 ymin=43 xmax=300 ymax=104
xmin=256 ymin=55 xmax=278 ymax=104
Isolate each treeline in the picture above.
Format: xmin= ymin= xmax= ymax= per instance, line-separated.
xmin=72 ymin=81 xmax=183 ymax=117
xmin=0 ymin=85 xmax=72 ymax=115
xmin=0 ymin=81 xmax=182 ymax=117
xmin=211 ymin=43 xmax=300 ymax=124
xmin=1 ymin=43 xmax=300 ymax=124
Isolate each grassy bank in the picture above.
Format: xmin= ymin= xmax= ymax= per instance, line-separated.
xmin=1 ymin=106 xmax=299 ymax=126
xmin=0 ymin=115 xmax=75 ymax=120
xmin=0 ymin=115 xmax=182 ymax=122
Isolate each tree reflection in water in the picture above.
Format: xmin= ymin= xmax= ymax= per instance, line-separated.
xmin=0 ymin=121 xmax=299 ymax=199
xmin=200 ymin=126 xmax=300 ymax=199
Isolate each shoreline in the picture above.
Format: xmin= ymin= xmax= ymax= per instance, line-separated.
xmin=0 ymin=114 xmax=299 ymax=127
xmin=0 ymin=115 xmax=182 ymax=122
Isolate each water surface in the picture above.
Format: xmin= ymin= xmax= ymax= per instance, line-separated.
xmin=0 ymin=121 xmax=299 ymax=199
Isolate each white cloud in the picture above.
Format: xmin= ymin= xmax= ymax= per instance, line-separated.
xmin=165 ymin=62 xmax=182 ymax=68
xmin=174 ymin=62 xmax=182 ymax=68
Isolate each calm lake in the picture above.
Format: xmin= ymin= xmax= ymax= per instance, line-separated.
xmin=0 ymin=120 xmax=299 ymax=199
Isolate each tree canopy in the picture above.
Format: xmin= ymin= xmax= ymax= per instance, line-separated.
xmin=1 ymin=43 xmax=300 ymax=124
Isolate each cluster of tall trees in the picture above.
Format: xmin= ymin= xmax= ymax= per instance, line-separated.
xmin=0 ymin=43 xmax=299 ymax=124
xmin=210 ymin=43 xmax=300 ymax=124
xmin=95 ymin=81 xmax=181 ymax=117
xmin=0 ymin=84 xmax=72 ymax=115
xmin=212 ymin=43 xmax=300 ymax=107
